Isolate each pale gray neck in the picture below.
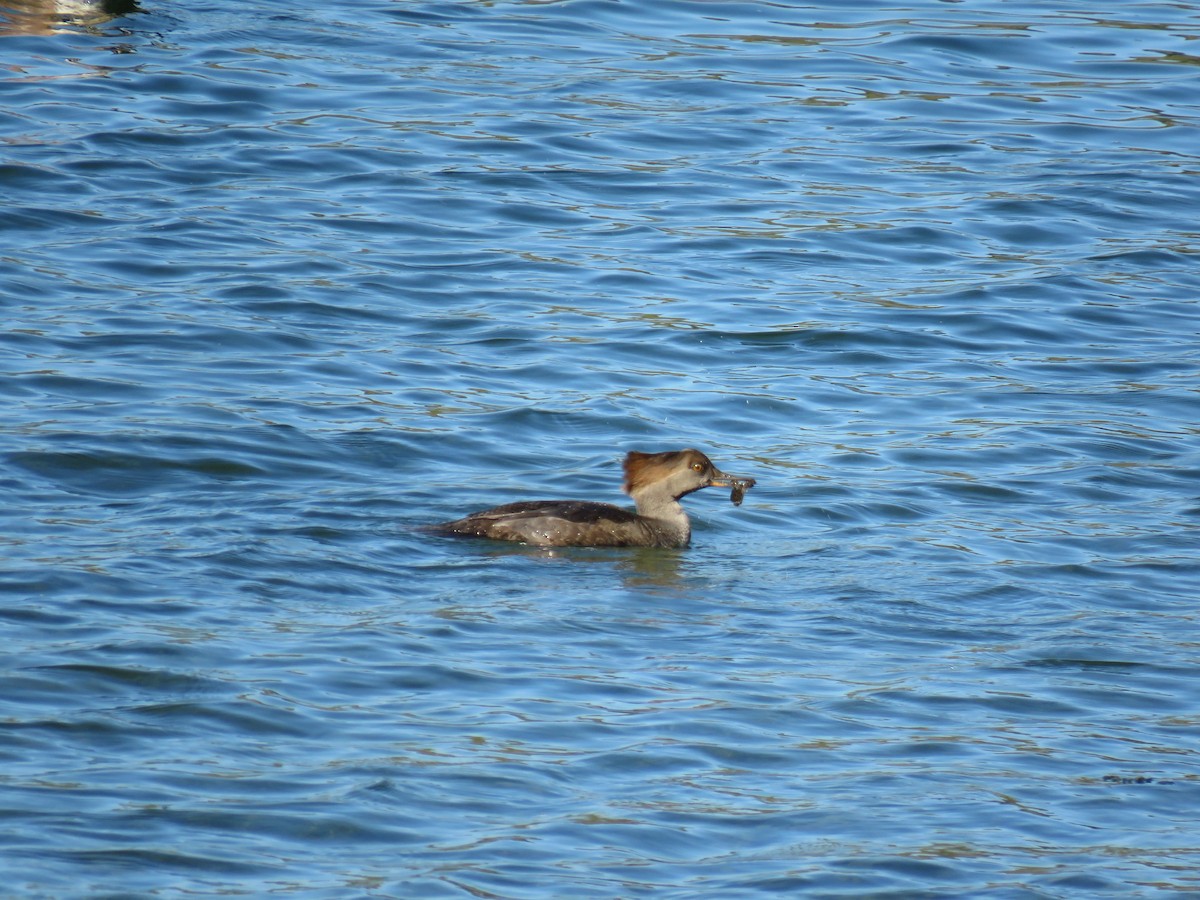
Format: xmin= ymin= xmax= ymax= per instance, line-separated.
xmin=630 ymin=489 xmax=691 ymax=545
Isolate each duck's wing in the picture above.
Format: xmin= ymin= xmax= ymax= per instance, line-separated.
xmin=434 ymin=500 xmax=642 ymax=546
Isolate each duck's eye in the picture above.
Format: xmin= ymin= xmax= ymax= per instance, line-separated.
xmin=692 ymin=463 xmax=704 ymax=472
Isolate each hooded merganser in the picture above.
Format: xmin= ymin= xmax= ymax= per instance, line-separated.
xmin=431 ymin=449 xmax=755 ymax=549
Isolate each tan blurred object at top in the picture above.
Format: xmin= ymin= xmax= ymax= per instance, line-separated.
xmin=0 ymin=0 xmax=139 ymax=37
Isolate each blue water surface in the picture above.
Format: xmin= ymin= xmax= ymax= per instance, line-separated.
xmin=2 ymin=0 xmax=1199 ymax=896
